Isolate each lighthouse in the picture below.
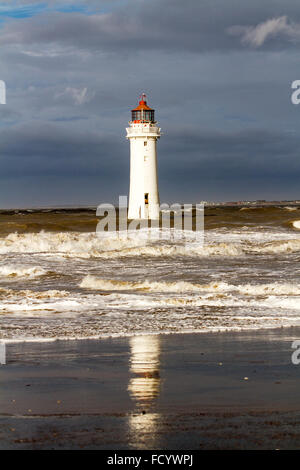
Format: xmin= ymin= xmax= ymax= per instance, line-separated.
xmin=126 ymin=93 xmax=161 ymax=220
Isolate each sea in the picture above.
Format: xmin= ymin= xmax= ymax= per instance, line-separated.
xmin=1 ymin=205 xmax=300 ymax=343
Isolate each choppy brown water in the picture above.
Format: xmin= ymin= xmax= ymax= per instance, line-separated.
xmin=1 ymin=205 xmax=300 ymax=342
xmin=0 ymin=208 xmax=99 ymax=235
xmin=0 ymin=205 xmax=299 ymax=235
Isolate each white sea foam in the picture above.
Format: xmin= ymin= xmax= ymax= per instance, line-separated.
xmin=0 ymin=231 xmax=139 ymax=256
xmin=2 ymin=278 xmax=300 ymax=318
xmin=0 ymin=286 xmax=68 ymax=301
xmin=0 ymin=265 xmax=47 ymax=277
xmin=2 ymin=223 xmax=300 ymax=342
xmin=1 ymin=230 xmax=300 ymax=258
xmin=249 ymin=238 xmax=300 ymax=254
xmin=0 ymin=231 xmax=241 ymax=258
xmin=0 ymin=287 xmax=102 ymax=314
xmin=1 ymin=279 xmax=300 ymax=341
xmin=94 ymin=242 xmax=243 ymax=258
xmin=80 ymin=276 xmax=207 ymax=292
xmin=292 ymin=220 xmax=300 ymax=229
xmin=80 ymin=275 xmax=300 ymax=297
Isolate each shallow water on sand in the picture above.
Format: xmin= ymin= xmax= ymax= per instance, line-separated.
xmin=1 ymin=206 xmax=300 ymax=342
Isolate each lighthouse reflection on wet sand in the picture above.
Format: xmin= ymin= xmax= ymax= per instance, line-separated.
xmin=126 ymin=93 xmax=161 ymax=220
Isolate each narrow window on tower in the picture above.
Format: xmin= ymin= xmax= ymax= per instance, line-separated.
xmin=144 ymin=156 xmax=148 ymax=162
xmin=144 ymin=141 xmax=147 ymax=147
xmin=144 ymin=193 xmax=149 ymax=205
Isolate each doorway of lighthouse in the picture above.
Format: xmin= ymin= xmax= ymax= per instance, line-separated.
xmin=144 ymin=193 xmax=149 ymax=218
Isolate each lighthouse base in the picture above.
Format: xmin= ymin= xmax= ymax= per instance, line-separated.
xmin=128 ymin=203 xmax=160 ymax=221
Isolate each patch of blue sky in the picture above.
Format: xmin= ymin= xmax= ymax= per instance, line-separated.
xmin=0 ymin=1 xmax=124 ymax=26
xmin=0 ymin=3 xmax=48 ymax=19
xmin=0 ymin=0 xmax=128 ymax=21
xmin=0 ymin=2 xmax=92 ymax=20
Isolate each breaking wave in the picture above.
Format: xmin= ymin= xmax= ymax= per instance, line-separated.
xmin=0 ymin=286 xmax=68 ymax=301
xmin=249 ymin=238 xmax=300 ymax=254
xmin=0 ymin=265 xmax=48 ymax=278
xmin=95 ymin=242 xmax=243 ymax=258
xmin=292 ymin=220 xmax=300 ymax=229
xmin=1 ymin=230 xmax=300 ymax=258
xmin=0 ymin=231 xmax=136 ymax=257
xmin=0 ymin=231 xmax=242 ymax=258
xmin=2 ymin=206 xmax=300 ymax=342
xmin=80 ymin=275 xmax=300 ymax=297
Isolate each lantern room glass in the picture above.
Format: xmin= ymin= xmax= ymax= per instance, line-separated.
xmin=131 ymin=109 xmax=155 ymax=122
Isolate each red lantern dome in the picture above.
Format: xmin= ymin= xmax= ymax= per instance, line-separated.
xmin=131 ymin=93 xmax=155 ymax=123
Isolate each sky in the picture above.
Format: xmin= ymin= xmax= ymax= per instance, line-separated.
xmin=1 ymin=0 xmax=300 ymax=207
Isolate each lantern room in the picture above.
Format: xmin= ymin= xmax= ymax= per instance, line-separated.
xmin=131 ymin=93 xmax=155 ymax=123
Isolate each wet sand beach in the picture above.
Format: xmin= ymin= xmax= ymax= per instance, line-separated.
xmin=1 ymin=327 xmax=300 ymax=449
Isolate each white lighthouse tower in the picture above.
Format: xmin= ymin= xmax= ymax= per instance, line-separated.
xmin=126 ymin=93 xmax=161 ymax=220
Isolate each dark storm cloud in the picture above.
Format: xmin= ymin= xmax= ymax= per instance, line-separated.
xmin=158 ymin=128 xmax=300 ymax=202
xmin=1 ymin=1 xmax=300 ymax=206
xmin=2 ymin=0 xmax=300 ymax=53
xmin=0 ymin=121 xmax=127 ymax=177
xmin=161 ymin=128 xmax=300 ymax=178
xmin=2 ymin=121 xmax=300 ymax=186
